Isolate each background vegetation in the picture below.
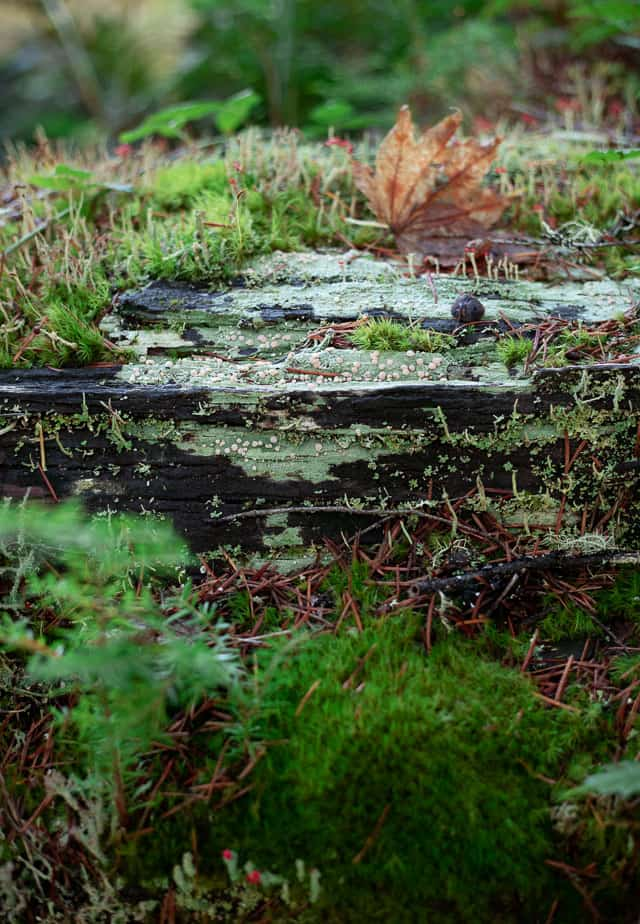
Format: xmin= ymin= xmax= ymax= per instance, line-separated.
xmin=1 ymin=0 xmax=639 ymax=143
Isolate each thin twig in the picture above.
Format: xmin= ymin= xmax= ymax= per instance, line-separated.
xmin=215 ymin=504 xmax=456 ymax=526
xmin=409 ymin=550 xmax=640 ymax=598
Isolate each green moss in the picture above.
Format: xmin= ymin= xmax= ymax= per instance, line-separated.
xmin=210 ymin=621 xmax=611 ymax=923
xmin=248 ymin=187 xmax=338 ymax=251
xmin=226 ymin=591 xmax=253 ymax=626
xmin=350 ymin=318 xmax=414 ymax=351
xmin=110 ymin=177 xmax=364 ymax=288
xmin=111 ymin=192 xmax=259 ymax=285
xmin=0 ymin=348 xmax=14 ymax=369
xmin=551 ymin=167 xmax=640 ymax=228
xmin=609 ymin=652 xmax=640 ymax=685
xmin=539 ymin=568 xmax=640 ymax=642
xmin=149 ymin=159 xmax=229 ymax=210
xmin=507 ymin=153 xmax=640 ymax=241
xmin=320 ymin=559 xmax=388 ymax=619
xmin=540 ymin=597 xmax=605 ymax=641
xmin=590 ymin=568 xmax=640 ymax=624
xmin=15 ymin=276 xmax=118 ymax=368
xmin=543 ymin=327 xmax=609 ymax=367
xmin=350 ymin=318 xmax=455 ymax=353
xmin=497 ymin=334 xmax=533 ymax=368
xmin=409 ymin=327 xmax=457 ymax=352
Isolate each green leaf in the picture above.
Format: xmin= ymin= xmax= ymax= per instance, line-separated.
xmin=215 ymin=89 xmax=261 ymax=135
xmin=309 ymin=99 xmax=356 ymax=128
xmin=567 ymin=761 xmax=640 ymax=799
xmin=54 ymin=164 xmax=93 ymax=180
xmin=119 ymin=101 xmax=222 ymax=143
xmin=582 ymin=149 xmax=640 ymax=165
xmin=28 ymin=176 xmax=81 ymax=191
xmin=120 ymin=92 xmax=260 ymax=143
xmin=305 ymin=99 xmax=375 ymax=138
xmin=27 ymin=164 xmax=133 ymax=196
xmin=28 ymin=163 xmax=94 ymax=191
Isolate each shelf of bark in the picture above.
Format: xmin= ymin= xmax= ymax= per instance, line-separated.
xmin=1 ymin=251 xmax=639 ymax=565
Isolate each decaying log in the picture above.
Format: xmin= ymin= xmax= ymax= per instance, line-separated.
xmin=1 ymin=251 xmax=639 ymax=565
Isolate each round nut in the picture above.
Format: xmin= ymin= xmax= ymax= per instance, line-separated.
xmin=450 ymin=294 xmax=485 ymax=323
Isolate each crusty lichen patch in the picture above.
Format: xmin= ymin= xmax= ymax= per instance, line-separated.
xmin=104 ymin=252 xmax=640 ymax=388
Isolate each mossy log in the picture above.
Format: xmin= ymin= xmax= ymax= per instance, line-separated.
xmin=1 ymin=252 xmax=639 ymax=565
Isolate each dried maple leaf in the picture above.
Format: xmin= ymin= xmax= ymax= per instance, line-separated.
xmin=352 ymin=106 xmax=506 ymax=257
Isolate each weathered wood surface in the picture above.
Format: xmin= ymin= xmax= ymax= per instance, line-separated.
xmin=108 ymin=251 xmax=638 ymax=364
xmin=1 ymin=252 xmax=639 ymax=563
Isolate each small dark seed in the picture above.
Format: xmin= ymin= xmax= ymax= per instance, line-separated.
xmin=451 ymin=294 xmax=485 ymax=323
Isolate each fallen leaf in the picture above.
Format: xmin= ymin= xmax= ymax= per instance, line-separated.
xmin=352 ymin=106 xmax=506 ymax=257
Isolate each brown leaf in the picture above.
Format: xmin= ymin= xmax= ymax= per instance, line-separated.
xmin=352 ymin=105 xmax=506 ymax=257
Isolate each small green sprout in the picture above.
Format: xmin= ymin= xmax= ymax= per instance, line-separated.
xmin=497 ymin=335 xmax=533 ymax=368
xmin=410 ymin=328 xmax=456 ymax=353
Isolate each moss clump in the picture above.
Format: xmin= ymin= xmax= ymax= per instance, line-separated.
xmin=540 ymin=568 xmax=640 ymax=642
xmin=320 ymin=559 xmax=388 ymax=618
xmin=111 ymin=179 xmax=362 ymax=287
xmin=213 ymin=618 xmax=610 ymax=923
xmin=6 ymin=276 xmax=117 ymax=368
xmin=505 ymin=148 xmax=640 ymax=238
xmin=542 ymin=327 xmax=608 ymax=367
xmin=410 ymin=326 xmax=457 ymax=352
xmin=248 ymin=186 xmax=355 ymax=251
xmin=148 ymin=159 xmax=229 ymax=210
xmin=112 ymin=190 xmax=254 ymax=285
xmin=610 ymin=652 xmax=640 ymax=684
xmin=540 ymin=597 xmax=604 ymax=641
xmin=350 ymin=318 xmax=455 ymax=353
xmin=546 ymin=167 xmax=640 ymax=230
xmin=497 ymin=334 xmax=533 ymax=368
xmin=589 ymin=568 xmax=640 ymax=624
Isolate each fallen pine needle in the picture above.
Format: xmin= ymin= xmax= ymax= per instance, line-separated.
xmin=534 ymin=692 xmax=579 ymax=713
xmin=352 ymin=803 xmax=391 ymax=864
xmin=295 ymin=679 xmax=322 ymax=717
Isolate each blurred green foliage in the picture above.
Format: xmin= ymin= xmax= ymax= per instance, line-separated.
xmin=489 ymin=0 xmax=640 ymax=49
xmin=1 ymin=0 xmax=638 ymax=143
xmin=119 ymin=91 xmax=261 ymax=142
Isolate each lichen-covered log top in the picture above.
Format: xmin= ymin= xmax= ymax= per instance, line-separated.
xmin=1 ymin=251 xmax=639 ymax=563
